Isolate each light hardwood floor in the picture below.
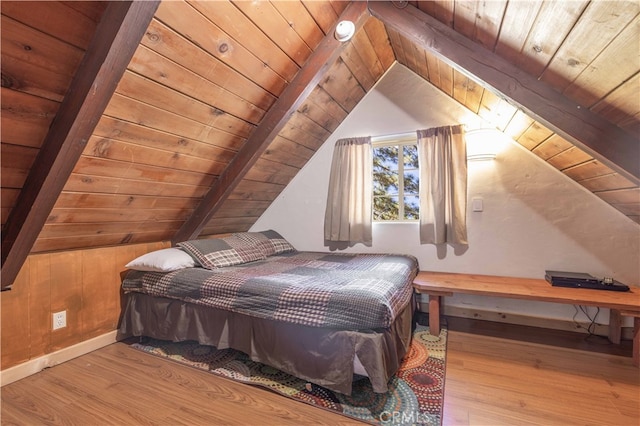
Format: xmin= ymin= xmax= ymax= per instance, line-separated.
xmin=2 ymin=319 xmax=638 ymax=425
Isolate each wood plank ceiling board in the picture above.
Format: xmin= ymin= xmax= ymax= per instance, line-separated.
xmin=540 ymin=1 xmax=639 ymax=93
xmin=563 ymin=160 xmax=618 ymax=182
xmin=195 ymin=0 xmax=302 ymax=81
xmin=341 ymin=41 xmax=377 ymax=91
xmin=592 ymin=72 xmax=640 ymax=135
xmin=1 ymin=1 xmax=102 ymax=50
xmin=514 ymin=0 xmax=589 ymax=78
xmin=139 ymin=18 xmax=276 ymax=113
xmin=73 ymin=154 xmax=218 ymax=187
xmin=229 ymin=0 xmax=313 ymax=69
xmin=308 ymin=85 xmax=350 ymax=123
xmin=0 ymin=89 xmax=62 ymax=153
xmin=0 ymin=144 xmax=33 ymax=194
xmin=387 ymin=27 xmax=407 ymax=65
xmin=493 ymin=0 xmax=543 ymax=63
xmin=53 ymin=192 xmax=194 ymax=211
xmin=415 ymin=0 xmax=455 ymax=28
xmin=92 ymin=116 xmax=237 ymax=165
xmin=424 ymin=50 xmax=443 ymax=88
xmin=369 ymin=1 xmax=639 ymax=185
xmin=171 ymin=1 xmax=370 ymax=244
xmin=351 ymin=22 xmax=385 ymax=79
xmin=532 ymin=134 xmax=574 ymax=161
xmin=1 ymin=15 xmax=84 ymax=84
xmin=63 ymin=1 xmax=110 ymax=22
xmin=1 ymin=1 xmax=160 ymax=290
xmin=578 ymin=173 xmax=637 ymax=193
xmin=153 ymin=0 xmax=289 ymax=96
xmin=83 ymin=134 xmax=228 ymax=176
xmin=103 ymin=92 xmax=244 ymax=146
xmin=515 ymin=121 xmax=555 ymax=151
xmin=127 ymin=44 xmax=266 ymax=125
xmin=563 ymin=13 xmax=640 ymax=108
xmin=319 ymin=57 xmax=367 ymax=112
xmin=0 ymin=23 xmax=78 ymax=102
xmin=297 ymin=99 xmax=342 ymax=136
xmin=470 ymin=0 xmax=507 ymax=51
xmin=597 ymin=186 xmax=640 ymax=202
xmin=547 ymin=146 xmax=593 ymax=171
xmin=301 ymin=0 xmax=341 ymax=34
xmin=399 ymin=29 xmax=420 ymax=75
xmin=115 ymin=71 xmax=254 ymax=139
xmin=271 ymin=1 xmax=326 ymax=51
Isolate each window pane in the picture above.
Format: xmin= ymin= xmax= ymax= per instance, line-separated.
xmin=404 ymin=195 xmax=420 ymax=220
xmin=372 ymin=141 xmax=420 ymax=222
xmin=373 ymin=170 xmax=398 ymax=194
xmin=404 ymin=170 xmax=419 ymax=194
xmin=373 ymin=146 xmax=398 ymax=171
xmin=373 ymin=195 xmax=399 ymax=220
xmin=403 ymin=145 xmax=418 ymax=168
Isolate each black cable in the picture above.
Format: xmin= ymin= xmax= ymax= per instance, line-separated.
xmin=574 ymin=304 xmax=610 ymax=345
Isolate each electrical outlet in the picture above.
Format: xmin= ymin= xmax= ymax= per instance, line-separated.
xmin=53 ymin=311 xmax=67 ymax=330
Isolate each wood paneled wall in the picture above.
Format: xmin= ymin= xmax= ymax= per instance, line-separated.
xmin=0 ymin=241 xmax=168 ymax=370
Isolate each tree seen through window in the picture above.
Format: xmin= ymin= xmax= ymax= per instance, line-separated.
xmin=373 ymin=142 xmax=419 ymax=221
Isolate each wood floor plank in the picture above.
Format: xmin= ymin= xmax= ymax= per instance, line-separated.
xmin=443 ymin=328 xmax=639 ymax=425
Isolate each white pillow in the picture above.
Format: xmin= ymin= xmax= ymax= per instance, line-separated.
xmin=125 ymin=248 xmax=195 ymax=272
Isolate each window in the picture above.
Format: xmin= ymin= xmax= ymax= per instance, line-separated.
xmin=372 ymin=136 xmax=419 ymax=221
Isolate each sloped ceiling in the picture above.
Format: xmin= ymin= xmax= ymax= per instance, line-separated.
xmin=1 ymin=0 xmax=639 ymax=288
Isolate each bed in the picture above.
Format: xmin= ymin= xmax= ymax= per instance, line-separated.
xmin=117 ymin=231 xmax=419 ymax=395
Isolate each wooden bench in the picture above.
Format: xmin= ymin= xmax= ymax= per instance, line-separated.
xmin=412 ymin=271 xmax=640 ymax=367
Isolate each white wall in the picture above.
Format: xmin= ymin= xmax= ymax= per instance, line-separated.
xmin=252 ymin=64 xmax=640 ymax=324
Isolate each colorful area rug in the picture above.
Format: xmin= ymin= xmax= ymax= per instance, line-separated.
xmin=131 ymin=325 xmax=447 ymax=425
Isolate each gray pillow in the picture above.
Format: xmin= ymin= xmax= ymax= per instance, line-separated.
xmin=177 ymin=235 xmax=265 ymax=269
xmin=233 ymin=230 xmax=296 ymax=257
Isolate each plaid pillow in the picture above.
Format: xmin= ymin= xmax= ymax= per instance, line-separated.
xmin=177 ymin=236 xmax=265 ymax=269
xmin=234 ymin=230 xmax=296 ymax=257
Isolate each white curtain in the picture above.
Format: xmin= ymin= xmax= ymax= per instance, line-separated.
xmin=324 ymin=137 xmax=372 ymax=245
xmin=417 ymin=125 xmax=468 ymax=245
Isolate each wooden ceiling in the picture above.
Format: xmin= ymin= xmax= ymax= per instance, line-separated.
xmin=2 ymin=0 xmax=639 ymax=288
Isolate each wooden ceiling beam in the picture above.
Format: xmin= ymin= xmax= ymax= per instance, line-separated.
xmin=171 ymin=1 xmax=370 ymax=245
xmin=0 ymin=1 xmax=160 ymax=290
xmin=369 ymin=1 xmax=639 ymax=184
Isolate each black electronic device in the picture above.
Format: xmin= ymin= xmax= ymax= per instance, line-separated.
xmin=545 ymin=270 xmax=630 ymax=292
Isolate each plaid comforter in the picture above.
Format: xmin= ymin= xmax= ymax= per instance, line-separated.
xmin=122 ymin=251 xmax=418 ymax=330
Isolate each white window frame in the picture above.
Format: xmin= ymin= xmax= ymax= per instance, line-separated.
xmin=372 ymin=133 xmax=419 ymax=222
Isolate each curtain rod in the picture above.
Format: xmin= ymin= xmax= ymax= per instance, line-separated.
xmin=370 ymin=131 xmax=416 ymax=142
xmin=371 ymin=125 xmax=495 ymax=143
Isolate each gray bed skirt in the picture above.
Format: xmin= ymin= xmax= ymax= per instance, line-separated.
xmin=117 ymin=292 xmax=415 ymax=395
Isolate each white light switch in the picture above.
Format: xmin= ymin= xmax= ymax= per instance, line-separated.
xmin=472 ymin=198 xmax=484 ymax=212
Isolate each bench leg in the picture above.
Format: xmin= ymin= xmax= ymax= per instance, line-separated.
xmin=429 ymin=294 xmax=441 ymax=336
xmin=609 ymin=309 xmax=622 ymax=344
xmin=612 ymin=311 xmax=639 ymax=368
xmin=633 ymin=317 xmax=640 ymax=368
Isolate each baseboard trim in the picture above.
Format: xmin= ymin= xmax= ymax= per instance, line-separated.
xmin=419 ymin=303 xmax=634 ymax=340
xmin=0 ymin=330 xmax=119 ymax=387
